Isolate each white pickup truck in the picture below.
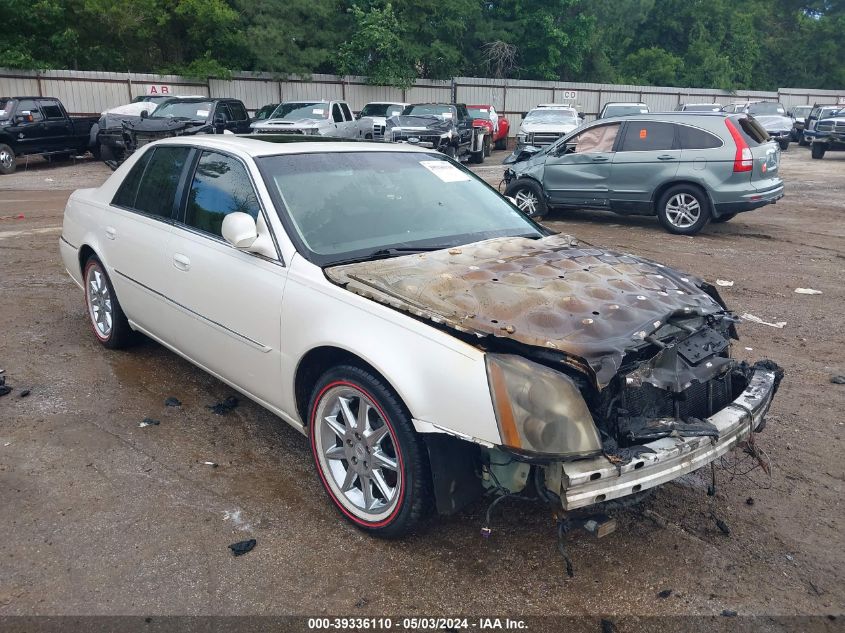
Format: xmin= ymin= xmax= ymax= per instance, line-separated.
xmin=252 ymin=100 xmax=358 ymax=138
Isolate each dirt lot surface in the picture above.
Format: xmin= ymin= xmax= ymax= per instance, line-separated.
xmin=1 ymin=149 xmax=843 ymax=622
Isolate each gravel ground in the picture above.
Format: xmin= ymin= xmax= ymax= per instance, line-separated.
xmin=0 ymin=147 xmax=843 ymax=623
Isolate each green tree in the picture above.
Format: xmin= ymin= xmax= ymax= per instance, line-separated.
xmin=339 ymin=4 xmax=416 ymax=87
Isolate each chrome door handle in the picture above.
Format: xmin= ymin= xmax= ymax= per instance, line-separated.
xmin=173 ymin=253 xmax=191 ymax=271
xmin=591 ymin=156 xmax=609 ymax=162
xmin=105 ymin=226 xmax=116 ymax=240
xmin=657 ymin=155 xmax=676 ymax=160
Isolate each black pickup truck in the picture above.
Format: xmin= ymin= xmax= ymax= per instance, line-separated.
xmin=0 ymin=97 xmax=98 ymax=174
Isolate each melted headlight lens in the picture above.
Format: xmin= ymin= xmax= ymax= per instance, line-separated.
xmin=486 ymin=354 xmax=602 ymax=458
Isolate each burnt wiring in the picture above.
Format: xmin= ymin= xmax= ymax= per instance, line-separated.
xmin=718 ymin=435 xmax=773 ymax=489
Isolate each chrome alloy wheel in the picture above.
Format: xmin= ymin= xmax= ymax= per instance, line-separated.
xmin=314 ymin=385 xmax=402 ymax=522
xmin=665 ymin=193 xmax=701 ymax=229
xmin=85 ymin=264 xmax=113 ymax=339
xmin=0 ymin=148 xmax=13 ymax=170
xmin=514 ymin=188 xmax=539 ymax=215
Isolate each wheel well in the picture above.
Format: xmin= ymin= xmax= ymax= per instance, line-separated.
xmin=652 ymin=180 xmax=712 ymax=212
xmin=78 ymin=244 xmax=96 ymax=275
xmin=294 ymin=346 xmax=406 ymax=426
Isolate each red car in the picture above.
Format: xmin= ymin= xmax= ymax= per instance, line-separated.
xmin=468 ymin=105 xmax=510 ymax=153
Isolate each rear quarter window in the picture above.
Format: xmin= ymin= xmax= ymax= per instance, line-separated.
xmin=678 ymin=125 xmax=723 ymax=150
xmin=112 ymin=146 xmax=190 ymax=218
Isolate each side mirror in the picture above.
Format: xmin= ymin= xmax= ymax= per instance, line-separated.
xmin=140 ymin=109 xmax=149 ymax=119
xmin=222 ymin=212 xmax=258 ymax=249
xmin=213 ymin=112 xmax=227 ymax=131
xmin=355 ymin=113 xmax=362 ymax=120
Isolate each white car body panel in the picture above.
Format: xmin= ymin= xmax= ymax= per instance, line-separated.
xmin=60 ymin=137 xmax=502 ymax=446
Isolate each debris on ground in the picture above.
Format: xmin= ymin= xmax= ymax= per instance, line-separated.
xmin=208 ymin=396 xmax=239 ymax=415
xmin=721 ymin=610 xmax=738 ymax=617
xmin=228 ymin=539 xmax=256 ymax=557
xmin=0 ymin=375 xmax=11 ymax=397
xmin=600 ymin=619 xmax=617 ymax=633
xmin=355 ymin=597 xmax=369 ymax=608
xmin=746 ymin=497 xmax=755 ymax=506
xmin=139 ymin=418 xmax=160 ymax=427
xmin=202 ymin=461 xmax=218 ymax=468
xmin=740 ymin=313 xmax=786 ymax=329
xmin=716 ymin=279 xmax=734 ymax=287
xmin=164 ymin=397 xmax=182 ymax=407
xmin=658 ymin=589 xmax=673 ymax=599
xmin=830 ymin=375 xmax=845 ymax=385
xmin=19 ymin=389 xmax=30 ymax=398
xmin=794 ymin=288 xmax=822 ymax=295
xmin=713 ymin=516 xmax=731 ymax=535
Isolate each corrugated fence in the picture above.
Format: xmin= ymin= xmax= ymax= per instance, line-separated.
xmin=2 ymin=68 xmax=843 ymax=137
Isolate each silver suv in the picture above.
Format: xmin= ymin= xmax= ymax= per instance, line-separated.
xmin=503 ymin=112 xmax=784 ymax=235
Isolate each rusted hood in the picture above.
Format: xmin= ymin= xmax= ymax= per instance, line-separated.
xmin=325 ymin=235 xmax=724 ymax=385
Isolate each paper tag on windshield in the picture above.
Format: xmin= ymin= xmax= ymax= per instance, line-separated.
xmin=312 ymin=108 xmax=325 ymax=115
xmin=197 ymin=109 xmax=209 ymax=117
xmin=441 ymin=112 xmax=453 ymax=118
xmin=478 ymin=108 xmax=488 ymax=113
xmin=420 ymin=160 xmax=471 ymax=183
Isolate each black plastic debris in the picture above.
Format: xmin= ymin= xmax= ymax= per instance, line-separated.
xmin=208 ymin=396 xmax=239 ymax=415
xmin=600 ymin=619 xmax=617 ymax=633
xmin=658 ymin=589 xmax=673 ymax=599
xmin=831 ymin=375 xmax=845 ymax=385
xmin=229 ymin=539 xmax=256 ymax=557
xmin=0 ymin=375 xmax=10 ymax=397
xmin=19 ymin=389 xmax=30 ymax=398
xmin=714 ymin=517 xmax=731 ymax=535
xmin=139 ymin=418 xmax=160 ymax=428
xmin=165 ymin=397 xmax=182 ymax=407
xmin=746 ymin=497 xmax=755 ymax=506
xmin=721 ymin=610 xmax=738 ymax=617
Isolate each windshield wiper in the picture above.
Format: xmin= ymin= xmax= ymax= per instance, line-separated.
xmin=330 ymin=245 xmax=452 ymax=266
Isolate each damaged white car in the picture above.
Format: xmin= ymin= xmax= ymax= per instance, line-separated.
xmin=60 ymin=137 xmax=782 ymax=538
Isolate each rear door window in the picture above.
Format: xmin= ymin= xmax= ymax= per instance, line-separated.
xmin=618 ymin=121 xmax=676 ymax=151
xmin=678 ymin=125 xmax=723 ymax=149
xmin=132 ymin=146 xmax=191 ymax=218
xmin=339 ymin=103 xmax=353 ymax=121
xmin=183 ymin=151 xmax=261 ymax=238
xmin=332 ymin=103 xmax=344 ymax=123
xmin=228 ymin=101 xmax=247 ymax=122
xmin=40 ymin=100 xmax=64 ymax=120
xmin=112 ymin=150 xmax=154 ymax=210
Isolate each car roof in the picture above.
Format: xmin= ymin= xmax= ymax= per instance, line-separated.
xmin=146 ymin=135 xmax=441 ymax=158
xmin=603 ymin=102 xmax=647 ymax=106
xmin=365 ymin=101 xmax=408 ymax=105
xmin=535 ymin=104 xmax=575 ymax=108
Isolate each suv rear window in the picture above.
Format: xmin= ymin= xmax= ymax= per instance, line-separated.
xmin=734 ymin=116 xmax=768 ymax=147
xmin=678 ymin=125 xmax=723 ymax=150
xmin=619 ymin=121 xmax=675 ymax=151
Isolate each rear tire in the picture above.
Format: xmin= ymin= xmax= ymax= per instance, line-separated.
xmin=798 ymin=132 xmax=809 ymax=147
xmin=0 ymin=143 xmax=17 ymax=175
xmin=308 ymin=364 xmax=433 ymax=538
xmin=656 ymin=184 xmax=711 ymax=235
xmin=504 ymin=178 xmax=548 ymax=220
xmin=494 ymin=137 xmax=507 ymax=151
xmin=811 ymin=143 xmax=826 ymax=159
xmin=83 ymin=256 xmax=132 ymax=349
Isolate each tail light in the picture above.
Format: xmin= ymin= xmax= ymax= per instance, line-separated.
xmin=725 ymin=119 xmax=753 ymax=172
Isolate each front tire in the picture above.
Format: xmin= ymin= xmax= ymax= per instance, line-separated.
xmin=798 ymin=132 xmax=809 ymax=147
xmin=308 ymin=365 xmax=433 ymax=538
xmin=778 ymin=139 xmax=789 ymax=151
xmin=656 ymin=184 xmax=711 ymax=235
xmin=83 ymin=256 xmax=132 ymax=349
xmin=811 ymin=143 xmax=826 ymax=159
xmin=504 ymin=179 xmax=548 ymax=220
xmin=0 ymin=143 xmax=17 ymax=175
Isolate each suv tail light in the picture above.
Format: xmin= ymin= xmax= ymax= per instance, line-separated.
xmin=725 ymin=119 xmax=753 ymax=172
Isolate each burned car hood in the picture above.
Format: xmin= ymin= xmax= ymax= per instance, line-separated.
xmin=387 ymin=115 xmax=453 ymax=132
xmin=326 ymin=235 xmax=726 ymax=386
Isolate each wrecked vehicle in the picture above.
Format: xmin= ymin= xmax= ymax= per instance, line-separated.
xmin=386 ymin=103 xmax=487 ymax=163
xmin=514 ymin=104 xmax=582 ymax=151
xmin=810 ymin=107 xmax=845 ymax=159
xmin=354 ymin=101 xmax=408 ymax=140
xmin=252 ymin=100 xmax=358 ymax=138
xmin=61 ymin=137 xmax=782 ymax=538
xmin=98 ymin=97 xmax=250 ymax=165
xmin=503 ymin=112 xmax=784 ymax=235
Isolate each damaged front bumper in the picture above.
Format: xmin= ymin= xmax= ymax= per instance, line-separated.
xmin=547 ymin=366 xmax=777 ymax=510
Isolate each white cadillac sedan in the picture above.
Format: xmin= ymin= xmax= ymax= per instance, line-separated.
xmin=60 ymin=137 xmax=781 ymax=537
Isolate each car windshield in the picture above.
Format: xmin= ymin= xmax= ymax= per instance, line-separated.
xmin=360 ymin=103 xmax=405 ymax=118
xmin=820 ymin=107 xmax=843 ymax=119
xmin=603 ymin=104 xmax=648 ymax=117
xmin=525 ymin=109 xmax=578 ymax=124
xmin=683 ymin=104 xmax=721 ymax=111
xmin=747 ymin=103 xmax=785 ymax=115
xmin=0 ymin=98 xmax=11 ymax=120
xmin=271 ymin=102 xmax=330 ymax=120
xmin=257 ymin=151 xmax=542 ymax=266
xmin=467 ymin=107 xmax=493 ymax=118
xmin=152 ymin=100 xmax=214 ymax=121
xmin=792 ymin=106 xmax=812 ymax=117
xmin=402 ymin=104 xmax=454 ymax=118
